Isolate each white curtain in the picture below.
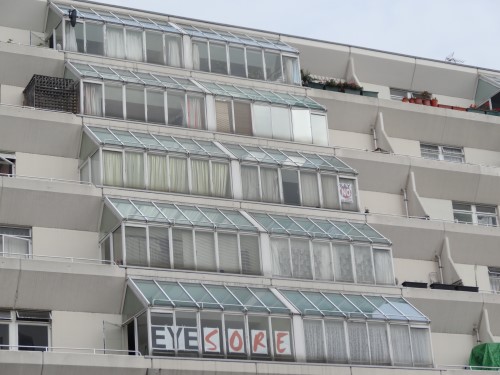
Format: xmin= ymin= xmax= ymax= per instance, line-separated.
xmin=148 ymin=154 xmax=168 ymax=191
xmin=65 ymin=23 xmax=78 ymax=52
xmin=241 ymin=165 xmax=259 ymax=200
xmin=192 ymin=42 xmax=200 ymax=70
xmin=191 ymin=159 xmax=210 ymax=196
xmin=368 ymin=323 xmax=391 ymax=365
xmin=353 ymin=246 xmax=375 ymax=284
xmin=167 ymin=36 xmax=181 ymax=67
xmin=390 ymin=325 xmax=412 ymax=366
xmin=125 ymin=152 xmax=145 ymax=189
xmin=283 ymin=56 xmax=300 ymax=84
xmin=212 ymin=162 xmax=230 ymax=197
xmin=126 ymin=29 xmax=143 ymax=61
xmin=271 ymin=238 xmax=291 ymax=277
xmin=324 ymin=320 xmax=348 ymax=363
xmin=332 ymin=244 xmax=354 ymax=282
xmin=261 ymin=168 xmax=280 ymax=203
xmin=373 ymin=249 xmax=394 ymax=285
xmin=106 ymin=27 xmax=125 ymax=59
xmin=304 ymin=320 xmax=325 ymax=362
xmin=3 ymin=236 xmax=29 ymax=256
xmin=83 ymin=83 xmax=103 ymax=116
xmin=313 ymin=242 xmax=333 ymax=281
xmin=169 ymin=157 xmax=188 ymax=193
xmin=290 ymin=239 xmax=312 ymax=279
xmin=347 ymin=322 xmax=370 ymax=364
xmin=187 ymin=96 xmax=204 ymax=129
xmin=321 ymin=174 xmax=339 ymax=209
xmin=103 ymin=151 xmax=123 ymax=186
xmin=411 ymin=328 xmax=433 ymax=366
xmin=300 ymin=172 xmax=320 ymax=207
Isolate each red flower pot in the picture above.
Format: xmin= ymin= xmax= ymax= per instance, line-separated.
xmin=415 ymin=98 xmax=423 ymax=104
xmin=402 ymin=97 xmax=409 ymax=103
xmin=423 ymin=99 xmax=431 ymax=106
xmin=431 ymin=99 xmax=438 ymax=107
xmin=409 ymin=98 xmax=416 ymax=104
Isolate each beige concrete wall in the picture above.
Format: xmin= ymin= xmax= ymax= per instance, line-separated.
xmin=0 ymin=26 xmax=31 ymax=45
xmin=464 ymin=148 xmax=500 ymax=167
xmin=419 ymin=198 xmax=453 ymax=221
xmin=331 ymin=130 xmax=373 ymax=150
xmin=431 ymin=332 xmax=476 ymax=366
xmin=394 ymin=258 xmax=438 ymax=284
xmin=454 ymin=264 xmax=477 ymax=287
xmin=51 ymin=311 xmax=123 ymax=351
xmin=433 ymin=93 xmax=473 ymax=109
xmin=476 ymin=265 xmax=492 ymax=292
xmin=15 ymin=152 xmax=79 ymax=181
xmin=32 ymin=227 xmax=100 ymax=260
xmin=390 ymin=138 xmax=421 ymax=157
xmin=359 ymin=82 xmax=391 ymax=100
xmin=360 ymin=190 xmax=404 ymax=216
xmin=0 ymin=84 xmax=24 ymax=105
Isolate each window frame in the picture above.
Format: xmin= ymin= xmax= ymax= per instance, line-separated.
xmin=0 ymin=226 xmax=32 ymax=258
xmin=0 ymin=310 xmax=51 ymax=351
xmin=420 ymin=143 xmax=465 ymax=163
xmin=452 ymin=202 xmax=498 ymax=226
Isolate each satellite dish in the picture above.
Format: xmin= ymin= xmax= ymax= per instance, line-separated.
xmin=69 ymin=9 xmax=77 ymax=27
xmin=445 ymin=52 xmax=464 ymax=64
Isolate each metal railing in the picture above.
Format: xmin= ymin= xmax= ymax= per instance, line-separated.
xmin=0 ymin=344 xmax=140 ymax=356
xmin=0 ymin=252 xmax=115 ymax=266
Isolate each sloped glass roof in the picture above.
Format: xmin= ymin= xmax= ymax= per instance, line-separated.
xmin=475 ymin=74 xmax=500 ymax=106
xmin=129 ymin=279 xmax=289 ymax=313
xmin=51 ymin=2 xmax=297 ymax=53
xmin=250 ymin=213 xmax=391 ymax=244
xmin=85 ymin=126 xmax=228 ymax=158
xmin=200 ymin=81 xmax=324 ymax=110
xmin=280 ymin=290 xmax=428 ymax=322
xmin=222 ymin=143 xmax=355 ymax=174
xmin=106 ymin=197 xmax=258 ymax=231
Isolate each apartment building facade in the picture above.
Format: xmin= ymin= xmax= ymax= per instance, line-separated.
xmin=0 ymin=0 xmax=499 ymax=374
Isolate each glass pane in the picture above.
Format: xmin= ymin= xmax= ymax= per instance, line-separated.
xmin=169 ymin=157 xmax=188 ymax=193
xmin=291 ymin=238 xmax=312 ymax=279
xmin=215 ymin=100 xmax=233 ymax=133
xmin=385 ymin=297 xmax=427 ymax=322
xmin=106 ymin=26 xmax=125 ymax=59
xmin=3 ymin=237 xmax=29 ymax=256
xmin=113 ymin=227 xmax=123 ymax=265
xmin=325 ymin=320 xmax=347 ymax=363
xmin=218 ymin=232 xmax=239 ymax=273
xmin=477 ymin=214 xmax=497 ymax=226
xmin=253 ymin=105 xmax=272 ymax=138
xmin=125 ymin=152 xmax=145 ymax=189
xmin=146 ymin=32 xmax=164 ymax=64
xmin=300 ymin=172 xmax=320 ymax=207
xmin=224 ymin=314 xmax=247 ymax=357
xmin=271 ymin=318 xmax=293 ymax=358
xmin=0 ymin=323 xmax=8 ymax=350
xmin=373 ymin=249 xmax=394 ymax=285
xmin=201 ymin=312 xmax=223 ymax=356
xmin=150 ymin=312 xmax=174 ymax=354
xmin=175 ymin=311 xmax=199 ymax=354
xmin=126 ymin=29 xmax=143 ymax=61
xmin=246 ymin=49 xmax=264 ymax=80
xmin=83 ymin=82 xmax=103 ymax=116
xmin=313 ymin=242 xmax=333 ymax=281
xmin=148 ymin=155 xmax=168 ymax=191
xmin=165 ymin=34 xmax=182 ymax=67
xmin=105 ymin=84 xmax=123 ymax=119
xmin=212 ymin=162 xmax=231 ymax=198
xmin=271 ymin=238 xmax=291 ymax=277
xmin=339 ymin=178 xmax=358 ymax=211
xmin=137 ymin=312 xmax=148 ymax=356
xmin=186 ymin=95 xmax=205 ymax=129
xmin=368 ymin=322 xmax=391 ymax=365
xmin=453 ymin=212 xmax=473 ymax=223
xmin=191 ymin=159 xmax=210 ymax=196
xmin=411 ymin=328 xmax=433 ymax=366
xmin=353 ymin=246 xmax=375 ymax=284
xmin=264 ymin=51 xmax=282 ymax=82
xmin=149 ymin=227 xmax=170 ymax=268
xmin=195 ymin=231 xmax=216 ymax=271
xmin=210 ymin=43 xmax=228 ymax=75
xmin=172 ymin=228 xmax=195 ymax=270
xmin=86 ymin=23 xmax=104 ymax=55
xmin=304 ymin=320 xmax=325 ymax=362
xmin=103 ymin=150 xmax=123 ymax=186
xmin=321 ymin=174 xmax=340 ymax=209
xmin=333 ymin=244 xmax=353 ymax=282
xmin=311 ymin=114 xmax=329 ymax=146
xmin=283 ymin=56 xmax=299 ymax=85
xmin=167 ymin=90 xmax=185 ymax=126
xmin=281 ymin=169 xmax=300 ymax=205
xmin=248 ymin=315 xmax=270 ymax=357
xmin=348 ymin=322 xmax=369 ymax=364
xmin=193 ymin=41 xmax=209 ymax=72
xmin=125 ymin=226 xmax=148 ymax=267
xmin=147 ymin=90 xmax=165 ymax=124
xmin=271 ymin=107 xmax=292 ymax=141
xmin=233 ymin=102 xmax=252 ymax=136
xmin=229 ymin=46 xmax=246 ymax=78
xmin=391 ymin=325 xmax=412 ymax=366
xmin=228 ymin=287 xmax=265 ymax=312
xmin=292 ymin=109 xmax=312 ymax=143
xmin=18 ymin=325 xmax=48 ymax=351
xmin=240 ymin=235 xmax=261 ymax=275
xmin=241 ymin=165 xmax=259 ymax=201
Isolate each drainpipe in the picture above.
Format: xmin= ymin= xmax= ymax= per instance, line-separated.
xmin=435 ymin=254 xmax=444 ymax=283
xmin=372 ymin=128 xmax=378 ymax=150
xmin=402 ymin=188 xmax=409 ymax=218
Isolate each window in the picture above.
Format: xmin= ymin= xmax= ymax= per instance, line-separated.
xmin=489 ymin=267 xmax=500 ymax=293
xmin=86 ymin=23 xmax=104 ymax=55
xmin=270 ymin=237 xmax=393 ymax=285
xmin=0 ymin=310 xmax=50 ymax=351
xmin=0 ymin=226 xmax=31 ymax=257
xmin=104 ymin=84 xmax=123 ymax=119
xmin=390 ymin=88 xmax=414 ymax=101
xmin=107 ymin=224 xmax=260 ymax=275
xmin=0 ymin=154 xmax=15 ymax=175
xmin=453 ymin=202 xmax=497 ymax=226
xmin=145 ymin=32 xmax=164 ymax=65
xmin=420 ymin=143 xmax=464 ymax=163
xmin=229 ymin=46 xmax=246 ymax=77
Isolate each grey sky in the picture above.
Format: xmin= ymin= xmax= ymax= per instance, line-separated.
xmin=90 ymin=0 xmax=500 ymax=71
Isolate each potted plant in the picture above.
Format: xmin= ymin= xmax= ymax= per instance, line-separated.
xmin=362 ymin=89 xmax=378 ymax=98
xmin=402 ymin=281 xmax=428 ymax=288
xmin=431 ymin=97 xmax=438 ymax=107
xmin=301 ymin=69 xmax=312 ymax=87
xmin=324 ymin=79 xmax=342 ymax=92
xmin=402 ymin=97 xmax=409 ymax=103
xmin=343 ymin=81 xmax=363 ymax=95
xmin=430 ymin=282 xmax=456 ymax=290
xmin=420 ymin=91 xmax=432 ymax=105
